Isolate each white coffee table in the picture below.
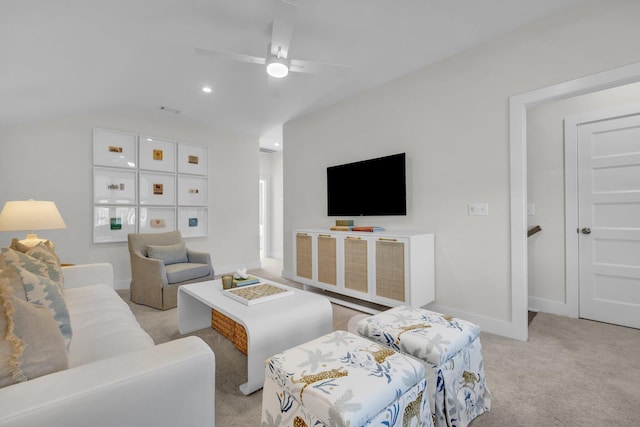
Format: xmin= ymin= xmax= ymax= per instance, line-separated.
xmin=177 ymin=277 xmax=333 ymax=395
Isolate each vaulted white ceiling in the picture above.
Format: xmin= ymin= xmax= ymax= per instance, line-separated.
xmin=1 ymin=0 xmax=588 ymax=150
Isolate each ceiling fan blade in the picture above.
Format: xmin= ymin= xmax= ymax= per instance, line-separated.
xmin=289 ymin=58 xmax=351 ymax=75
xmin=271 ymin=0 xmax=298 ymax=58
xmin=195 ymin=47 xmax=266 ymax=65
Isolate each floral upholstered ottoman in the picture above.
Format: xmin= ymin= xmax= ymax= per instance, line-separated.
xmin=261 ymin=330 xmax=434 ymax=427
xmin=355 ymin=306 xmax=491 ymax=427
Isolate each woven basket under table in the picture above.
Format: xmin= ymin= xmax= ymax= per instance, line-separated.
xmin=211 ymin=309 xmax=248 ymax=354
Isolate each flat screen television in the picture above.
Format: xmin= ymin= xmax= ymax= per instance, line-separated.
xmin=327 ymin=153 xmax=406 ymax=216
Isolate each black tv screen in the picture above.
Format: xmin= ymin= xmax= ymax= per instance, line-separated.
xmin=327 ymin=153 xmax=407 ymax=216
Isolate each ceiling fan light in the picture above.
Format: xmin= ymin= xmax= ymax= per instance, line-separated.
xmin=266 ymin=56 xmax=289 ymax=78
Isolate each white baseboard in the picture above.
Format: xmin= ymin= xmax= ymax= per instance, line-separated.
xmin=264 ymin=251 xmax=283 ymax=259
xmin=426 ymin=303 xmax=523 ymax=341
xmin=283 ymin=270 xmax=525 ymax=341
xmin=282 ymin=270 xmax=295 ymax=281
xmin=528 ymin=296 xmax=578 ymax=318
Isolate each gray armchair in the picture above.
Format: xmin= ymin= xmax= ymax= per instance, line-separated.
xmin=128 ymin=230 xmax=214 ymax=310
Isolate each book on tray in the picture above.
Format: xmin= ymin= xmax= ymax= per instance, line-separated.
xmin=232 ymin=275 xmax=260 ymax=287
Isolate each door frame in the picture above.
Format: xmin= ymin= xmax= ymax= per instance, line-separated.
xmin=259 ymin=176 xmax=269 ymax=258
xmin=509 ymin=62 xmax=640 ymax=341
xmin=564 ymin=104 xmax=640 ymax=319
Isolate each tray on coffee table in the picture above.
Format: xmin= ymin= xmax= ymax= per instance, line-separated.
xmin=223 ymin=282 xmax=294 ymax=306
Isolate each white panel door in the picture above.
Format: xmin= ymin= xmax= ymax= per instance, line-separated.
xmin=578 ymin=113 xmax=640 ymax=329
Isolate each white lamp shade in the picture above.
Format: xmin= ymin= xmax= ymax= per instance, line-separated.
xmin=0 ymin=200 xmax=67 ymax=232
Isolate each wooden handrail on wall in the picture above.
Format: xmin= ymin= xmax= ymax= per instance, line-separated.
xmin=528 ymin=225 xmax=542 ymax=237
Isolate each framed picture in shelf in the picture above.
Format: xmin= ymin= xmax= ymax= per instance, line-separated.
xmin=177 ymin=175 xmax=207 ymax=206
xmin=93 ymin=167 xmax=137 ymax=205
xmin=139 ymin=207 xmax=176 ymax=234
xmin=178 ymin=207 xmax=208 ymax=238
xmin=93 ymin=128 xmax=137 ymax=169
xmin=139 ymin=136 xmax=177 ymax=172
xmin=139 ymin=171 xmax=176 ymax=206
xmin=93 ymin=206 xmax=136 ymax=243
xmin=178 ymin=142 xmax=207 ymax=175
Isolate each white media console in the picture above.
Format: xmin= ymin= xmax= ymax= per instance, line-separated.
xmin=293 ymin=229 xmax=434 ymax=309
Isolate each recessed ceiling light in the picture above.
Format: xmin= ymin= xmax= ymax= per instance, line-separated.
xmin=146 ymin=138 xmax=152 ymax=142
xmin=274 ymin=142 xmax=281 ymax=147
xmin=202 ymin=86 xmax=212 ymax=93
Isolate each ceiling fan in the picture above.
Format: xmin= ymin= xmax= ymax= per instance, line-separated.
xmin=195 ymin=0 xmax=350 ymax=79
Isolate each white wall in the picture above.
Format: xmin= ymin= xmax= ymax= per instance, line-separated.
xmin=527 ymin=82 xmax=640 ymax=311
xmin=283 ymin=0 xmax=640 ymax=338
xmin=259 ymin=151 xmax=284 ymax=259
xmin=0 ymin=107 xmax=260 ymax=288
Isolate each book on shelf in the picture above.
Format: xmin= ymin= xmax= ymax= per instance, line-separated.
xmin=351 ymin=226 xmax=386 ymax=232
xmin=330 ymin=225 xmax=354 ymax=231
xmin=232 ymin=275 xmax=260 ymax=287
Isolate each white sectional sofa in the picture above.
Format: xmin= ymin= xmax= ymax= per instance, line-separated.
xmin=0 ymin=263 xmax=216 ymax=427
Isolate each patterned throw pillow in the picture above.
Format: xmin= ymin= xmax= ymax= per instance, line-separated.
xmin=0 ymin=276 xmax=68 ymax=388
xmin=11 ymin=265 xmax=72 ymax=349
xmin=0 ymin=267 xmax=27 ymax=301
xmin=0 ymin=246 xmax=64 ymax=291
xmin=9 ymin=238 xmax=55 ymax=254
xmin=25 ymin=242 xmax=64 ymax=285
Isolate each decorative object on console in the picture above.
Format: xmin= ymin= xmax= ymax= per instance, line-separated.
xmin=352 ymin=226 xmax=385 ymax=232
xmin=330 ymin=225 xmax=353 ymax=231
xmin=0 ymin=200 xmax=67 ymax=251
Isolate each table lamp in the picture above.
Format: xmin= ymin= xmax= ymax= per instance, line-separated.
xmin=0 ymin=199 xmax=67 ymax=250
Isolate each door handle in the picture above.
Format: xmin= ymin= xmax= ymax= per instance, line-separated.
xmin=581 ymin=227 xmax=591 ymax=235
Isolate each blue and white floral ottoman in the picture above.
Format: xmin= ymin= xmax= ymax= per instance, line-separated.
xmin=261 ymin=330 xmax=434 ymax=427
xmin=355 ymin=306 xmax=491 ymax=427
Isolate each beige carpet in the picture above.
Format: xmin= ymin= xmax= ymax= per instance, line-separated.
xmin=120 ymin=269 xmax=640 ymax=426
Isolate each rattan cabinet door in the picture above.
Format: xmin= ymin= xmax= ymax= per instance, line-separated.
xmin=317 ymin=234 xmax=337 ymax=286
xmin=344 ymin=236 xmax=368 ymax=293
xmin=296 ymin=233 xmax=313 ymax=280
xmin=375 ymin=238 xmax=406 ymax=302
